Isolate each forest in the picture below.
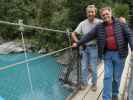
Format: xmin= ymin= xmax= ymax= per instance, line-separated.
xmin=0 ymin=0 xmax=132 ymax=51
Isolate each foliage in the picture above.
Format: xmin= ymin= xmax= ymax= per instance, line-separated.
xmin=114 ymin=4 xmax=129 ymax=19
xmin=0 ymin=0 xmax=131 ymax=51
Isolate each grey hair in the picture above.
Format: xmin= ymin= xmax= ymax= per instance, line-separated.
xmin=99 ymin=6 xmax=112 ymax=13
xmin=86 ymin=5 xmax=97 ymax=12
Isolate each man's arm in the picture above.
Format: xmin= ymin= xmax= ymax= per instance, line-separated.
xmin=72 ymin=23 xmax=99 ymax=48
xmin=122 ymin=23 xmax=133 ymax=50
xmin=77 ymin=28 xmax=97 ymax=46
xmin=71 ymin=22 xmax=83 ymax=43
xmin=72 ymin=27 xmax=97 ymax=47
xmin=71 ymin=32 xmax=79 ymax=43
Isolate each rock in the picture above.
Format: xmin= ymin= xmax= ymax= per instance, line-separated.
xmin=0 ymin=41 xmax=24 ymax=54
xmin=13 ymin=47 xmax=24 ymax=53
xmin=57 ymin=50 xmax=72 ymax=65
xmin=38 ymin=48 xmax=47 ymax=54
xmin=57 ymin=49 xmax=80 ymax=87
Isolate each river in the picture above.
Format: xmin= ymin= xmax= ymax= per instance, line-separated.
xmin=0 ymin=53 xmax=71 ymax=100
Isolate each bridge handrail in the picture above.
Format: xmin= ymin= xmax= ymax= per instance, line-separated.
xmin=0 ymin=46 xmax=72 ymax=72
xmin=0 ymin=20 xmax=71 ymax=33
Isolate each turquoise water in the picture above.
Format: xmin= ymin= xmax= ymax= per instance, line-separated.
xmin=0 ymin=53 xmax=71 ymax=100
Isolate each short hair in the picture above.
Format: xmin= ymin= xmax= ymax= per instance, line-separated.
xmin=99 ymin=6 xmax=112 ymax=14
xmin=86 ymin=5 xmax=97 ymax=12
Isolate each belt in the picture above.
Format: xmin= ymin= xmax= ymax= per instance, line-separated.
xmin=106 ymin=48 xmax=118 ymax=51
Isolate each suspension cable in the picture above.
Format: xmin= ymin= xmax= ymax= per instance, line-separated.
xmin=21 ymin=31 xmax=34 ymax=94
xmin=0 ymin=20 xmax=72 ymax=33
xmin=18 ymin=19 xmax=34 ymax=94
xmin=0 ymin=19 xmax=73 ymax=71
xmin=0 ymin=46 xmax=72 ymax=71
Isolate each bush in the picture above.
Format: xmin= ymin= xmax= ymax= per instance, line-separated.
xmin=112 ymin=3 xmax=129 ymax=19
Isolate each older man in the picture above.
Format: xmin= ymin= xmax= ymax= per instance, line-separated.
xmin=71 ymin=5 xmax=102 ymax=91
xmin=72 ymin=6 xmax=133 ymax=100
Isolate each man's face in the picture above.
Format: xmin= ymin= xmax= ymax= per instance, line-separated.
xmin=100 ymin=9 xmax=112 ymax=23
xmin=86 ymin=8 xmax=96 ymax=20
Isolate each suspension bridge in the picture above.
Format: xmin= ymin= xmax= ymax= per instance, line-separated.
xmin=0 ymin=19 xmax=131 ymax=100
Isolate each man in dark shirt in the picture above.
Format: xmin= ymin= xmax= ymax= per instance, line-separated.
xmin=72 ymin=6 xmax=133 ymax=100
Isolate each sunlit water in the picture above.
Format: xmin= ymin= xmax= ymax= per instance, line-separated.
xmin=0 ymin=53 xmax=71 ymax=100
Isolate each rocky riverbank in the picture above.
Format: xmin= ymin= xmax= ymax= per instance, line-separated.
xmin=0 ymin=40 xmax=48 ymax=54
xmin=0 ymin=40 xmax=79 ymax=88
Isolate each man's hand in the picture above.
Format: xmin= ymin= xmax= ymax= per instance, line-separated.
xmin=119 ymin=17 xmax=126 ymax=23
xmin=72 ymin=43 xmax=78 ymax=48
xmin=131 ymin=51 xmax=133 ymax=58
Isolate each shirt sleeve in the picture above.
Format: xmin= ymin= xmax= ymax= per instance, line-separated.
xmin=74 ymin=23 xmax=82 ymax=35
xmin=77 ymin=25 xmax=97 ymax=46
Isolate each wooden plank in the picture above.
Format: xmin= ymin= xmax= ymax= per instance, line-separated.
xmin=69 ymin=54 xmax=131 ymax=100
xmin=70 ymin=63 xmax=104 ymax=100
xmin=119 ymin=55 xmax=131 ymax=100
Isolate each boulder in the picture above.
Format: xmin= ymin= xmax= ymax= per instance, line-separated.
xmin=0 ymin=41 xmax=24 ymax=54
xmin=38 ymin=48 xmax=47 ymax=54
